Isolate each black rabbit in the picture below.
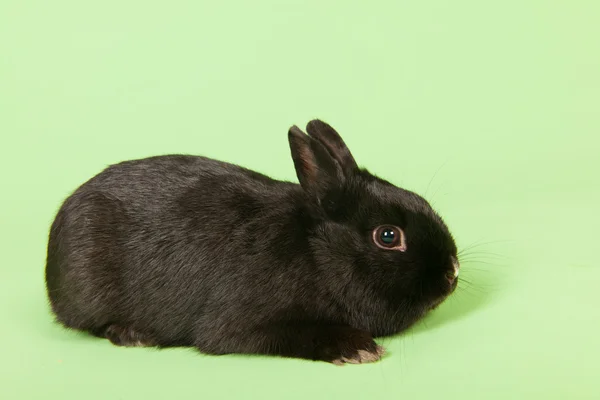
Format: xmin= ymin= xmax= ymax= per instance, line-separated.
xmin=45 ymin=120 xmax=460 ymax=364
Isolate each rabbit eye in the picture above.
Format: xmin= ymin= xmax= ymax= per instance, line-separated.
xmin=373 ymin=226 xmax=407 ymax=251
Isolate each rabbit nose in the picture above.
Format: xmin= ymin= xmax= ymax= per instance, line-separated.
xmin=446 ymin=257 xmax=460 ymax=283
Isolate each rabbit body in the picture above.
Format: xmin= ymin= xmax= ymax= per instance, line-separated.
xmin=46 ymin=120 xmax=459 ymax=364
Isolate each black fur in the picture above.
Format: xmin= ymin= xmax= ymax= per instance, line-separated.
xmin=45 ymin=120 xmax=459 ymax=364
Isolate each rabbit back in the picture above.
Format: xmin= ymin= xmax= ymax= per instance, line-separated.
xmin=45 ymin=155 xmax=314 ymax=348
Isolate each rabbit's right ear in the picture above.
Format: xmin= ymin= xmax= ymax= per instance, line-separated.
xmin=288 ymin=125 xmax=344 ymax=199
xmin=306 ymin=119 xmax=358 ymax=176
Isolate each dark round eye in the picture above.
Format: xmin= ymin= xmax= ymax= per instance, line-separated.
xmin=373 ymin=225 xmax=407 ymax=251
xmin=380 ymin=228 xmax=397 ymax=245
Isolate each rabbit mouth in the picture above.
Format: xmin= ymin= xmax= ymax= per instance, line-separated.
xmin=427 ymin=272 xmax=459 ymax=310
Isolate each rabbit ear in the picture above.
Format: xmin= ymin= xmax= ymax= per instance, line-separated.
xmin=305 ymin=119 xmax=358 ymax=176
xmin=288 ymin=125 xmax=344 ymax=198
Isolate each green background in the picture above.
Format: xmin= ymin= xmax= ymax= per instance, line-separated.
xmin=1 ymin=0 xmax=599 ymax=399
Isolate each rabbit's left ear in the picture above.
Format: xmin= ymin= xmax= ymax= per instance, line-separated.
xmin=288 ymin=125 xmax=344 ymax=199
xmin=306 ymin=119 xmax=358 ymax=176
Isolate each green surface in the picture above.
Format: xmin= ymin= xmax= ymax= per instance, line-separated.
xmin=1 ymin=1 xmax=599 ymax=399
